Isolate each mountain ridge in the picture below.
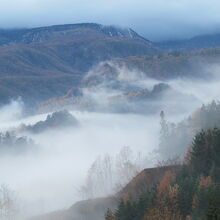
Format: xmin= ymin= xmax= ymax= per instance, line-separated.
xmin=0 ymin=23 xmax=152 ymax=46
xmin=0 ymin=23 xmax=159 ymax=105
xmin=158 ymin=32 xmax=220 ymax=51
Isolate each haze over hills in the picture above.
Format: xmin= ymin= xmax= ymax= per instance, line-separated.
xmin=158 ymin=32 xmax=220 ymax=51
xmin=36 ymin=46 xmax=220 ymax=114
xmin=1 ymin=23 xmax=220 ymax=107
xmin=1 ymin=20 xmax=220 ymax=220
xmin=0 ymin=23 xmax=159 ymax=105
xmin=31 ymin=165 xmax=180 ymax=220
xmin=0 ymin=23 xmax=151 ymax=45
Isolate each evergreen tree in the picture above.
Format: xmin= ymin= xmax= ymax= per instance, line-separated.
xmin=206 ymin=184 xmax=220 ymax=220
xmin=115 ymin=200 xmax=126 ymax=220
xmin=105 ymin=209 xmax=116 ymax=220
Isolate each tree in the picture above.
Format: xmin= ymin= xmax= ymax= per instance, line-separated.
xmin=157 ymin=171 xmax=174 ymax=196
xmin=175 ymin=165 xmax=198 ymax=218
xmin=116 ymin=146 xmax=140 ymax=188
xmin=159 ymin=111 xmax=169 ymax=142
xmin=206 ymin=184 xmax=220 ymax=220
xmin=144 ymin=172 xmax=182 ymax=220
xmin=0 ymin=185 xmax=18 ymax=220
xmin=190 ymin=130 xmax=213 ymax=176
xmin=192 ymin=176 xmax=213 ymax=219
xmin=115 ymin=200 xmax=126 ymax=220
xmin=79 ymin=154 xmax=114 ymax=199
xmin=79 ymin=147 xmax=146 ymax=200
xmin=105 ymin=209 xmax=116 ymax=220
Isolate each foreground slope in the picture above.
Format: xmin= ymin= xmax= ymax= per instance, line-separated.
xmin=30 ymin=165 xmax=180 ymax=220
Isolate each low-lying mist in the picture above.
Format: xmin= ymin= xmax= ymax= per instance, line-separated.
xmin=0 ymin=107 xmax=160 ymax=218
xmin=1 ymin=62 xmax=220 ymax=219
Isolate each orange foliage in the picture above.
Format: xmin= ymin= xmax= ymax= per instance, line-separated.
xmin=143 ymin=173 xmax=182 ymax=220
xmin=186 ymin=215 xmax=191 ymax=220
xmin=168 ymin=184 xmax=179 ymax=201
xmin=143 ymin=205 xmax=182 ymax=220
xmin=192 ymin=195 xmax=198 ymax=210
xmin=121 ymin=192 xmax=129 ymax=203
xmin=157 ymin=171 xmax=175 ymax=196
xmin=199 ymin=176 xmax=212 ymax=188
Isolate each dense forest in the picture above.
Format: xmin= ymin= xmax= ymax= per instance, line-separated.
xmin=105 ymin=102 xmax=220 ymax=220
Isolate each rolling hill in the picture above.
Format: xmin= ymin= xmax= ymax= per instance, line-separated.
xmin=158 ymin=32 xmax=220 ymax=51
xmin=0 ymin=23 xmax=159 ymax=105
xmin=30 ymin=165 xmax=180 ymax=220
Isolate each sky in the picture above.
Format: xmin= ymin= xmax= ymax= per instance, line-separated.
xmin=1 ymin=0 xmax=220 ymax=41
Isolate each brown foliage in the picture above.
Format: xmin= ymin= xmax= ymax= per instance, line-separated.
xmin=199 ymin=176 xmax=212 ymax=188
xmin=185 ymin=215 xmax=191 ymax=220
xmin=157 ymin=171 xmax=175 ymax=196
xmin=143 ymin=172 xmax=182 ymax=220
xmin=143 ymin=205 xmax=182 ymax=220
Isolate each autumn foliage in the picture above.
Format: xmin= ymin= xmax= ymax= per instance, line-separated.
xmin=106 ymin=126 xmax=220 ymax=220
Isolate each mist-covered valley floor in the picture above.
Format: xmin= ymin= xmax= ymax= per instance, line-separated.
xmin=0 ymin=68 xmax=220 ymax=219
xmin=0 ymin=105 xmax=160 ymax=218
xmin=2 ymin=2 xmax=220 ymax=219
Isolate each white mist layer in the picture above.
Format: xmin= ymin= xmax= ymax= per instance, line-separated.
xmin=0 ymin=110 xmax=161 ymax=217
xmin=0 ymin=68 xmax=220 ymax=218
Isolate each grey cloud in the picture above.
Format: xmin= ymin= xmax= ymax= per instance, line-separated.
xmin=0 ymin=0 xmax=220 ymax=40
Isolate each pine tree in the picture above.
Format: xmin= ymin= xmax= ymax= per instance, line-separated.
xmin=105 ymin=209 xmax=116 ymax=220
xmin=206 ymin=184 xmax=220 ymax=220
xmin=115 ymin=200 xmax=126 ymax=220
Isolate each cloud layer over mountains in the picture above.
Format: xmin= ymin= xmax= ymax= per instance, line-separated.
xmin=1 ymin=0 xmax=220 ymax=40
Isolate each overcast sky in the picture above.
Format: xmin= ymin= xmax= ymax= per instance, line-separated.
xmin=1 ymin=0 xmax=220 ymax=41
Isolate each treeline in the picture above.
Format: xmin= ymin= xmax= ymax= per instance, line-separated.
xmin=19 ymin=110 xmax=78 ymax=134
xmin=0 ymin=131 xmax=34 ymax=155
xmin=106 ymin=128 xmax=220 ymax=220
xmin=159 ymin=100 xmax=220 ymax=159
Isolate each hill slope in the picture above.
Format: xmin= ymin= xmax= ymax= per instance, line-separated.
xmin=158 ymin=32 xmax=220 ymax=51
xmin=0 ymin=23 xmax=159 ymax=105
xmin=30 ymin=165 xmax=180 ymax=220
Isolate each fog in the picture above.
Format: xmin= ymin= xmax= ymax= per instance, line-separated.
xmin=0 ymin=108 xmax=159 ymax=218
xmin=0 ymin=64 xmax=220 ymax=219
xmin=1 ymin=0 xmax=220 ymax=40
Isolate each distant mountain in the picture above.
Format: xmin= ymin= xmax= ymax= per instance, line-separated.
xmin=0 ymin=23 xmax=159 ymax=105
xmin=2 ymin=23 xmax=220 ymax=107
xmin=106 ymin=47 xmax=220 ymax=79
xmin=157 ymin=32 xmax=220 ymax=51
xmin=0 ymin=23 xmax=150 ymax=46
xmin=35 ymin=46 xmax=220 ymax=113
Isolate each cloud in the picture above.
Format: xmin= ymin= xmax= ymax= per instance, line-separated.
xmin=0 ymin=110 xmax=159 ymax=217
xmin=0 ymin=0 xmax=220 ymax=40
xmin=1 ymin=62 xmax=220 ymax=217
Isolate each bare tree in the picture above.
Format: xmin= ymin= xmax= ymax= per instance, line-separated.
xmin=115 ymin=146 xmax=141 ymax=188
xmin=79 ymin=154 xmax=114 ymax=199
xmin=0 ymin=185 xmax=18 ymax=220
xmin=79 ymin=147 xmax=146 ymax=199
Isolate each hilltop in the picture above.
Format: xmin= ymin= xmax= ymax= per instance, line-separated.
xmin=0 ymin=23 xmax=159 ymax=105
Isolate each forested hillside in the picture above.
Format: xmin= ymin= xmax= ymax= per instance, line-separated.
xmin=158 ymin=101 xmax=220 ymax=158
xmin=0 ymin=23 xmax=159 ymax=105
xmin=106 ymin=127 xmax=220 ymax=220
